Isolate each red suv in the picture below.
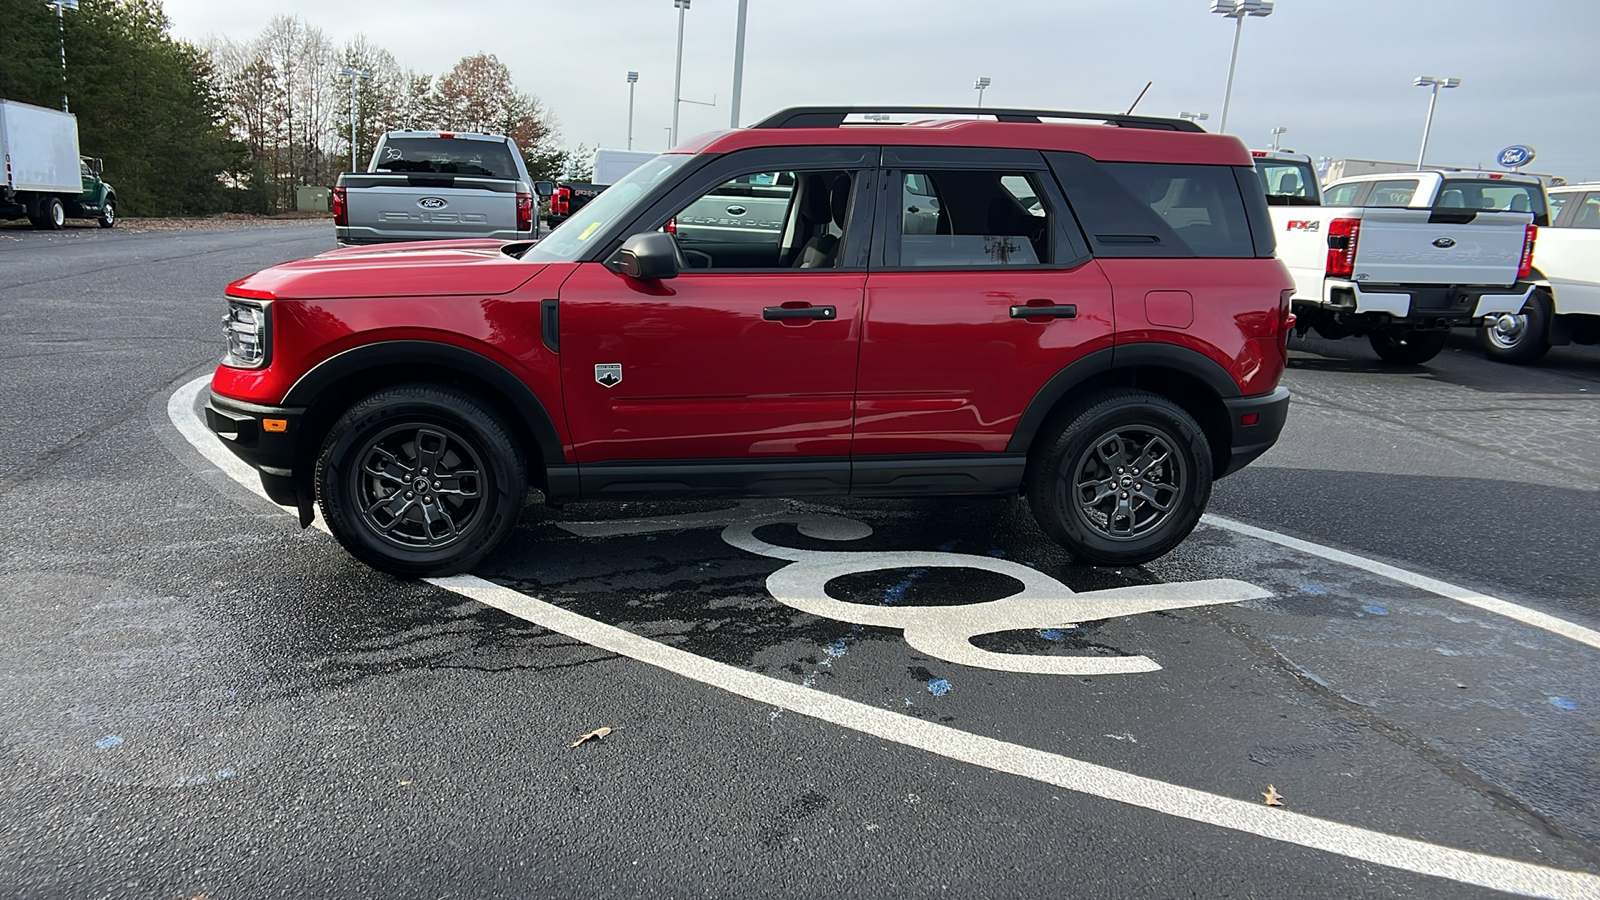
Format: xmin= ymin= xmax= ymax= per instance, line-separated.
xmin=206 ymin=106 xmax=1293 ymax=577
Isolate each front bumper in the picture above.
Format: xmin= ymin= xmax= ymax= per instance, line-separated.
xmin=1219 ymin=386 xmax=1290 ymax=478
xmin=204 ymin=392 xmax=305 ymax=505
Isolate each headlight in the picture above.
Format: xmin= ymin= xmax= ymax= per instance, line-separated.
xmin=223 ymin=299 xmax=269 ymax=368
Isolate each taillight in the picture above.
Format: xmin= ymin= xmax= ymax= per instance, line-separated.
xmin=553 ymin=187 xmax=570 ymax=216
xmin=331 ymin=187 xmax=348 ymax=227
xmin=1518 ymin=224 xmax=1537 ymax=280
xmin=516 ymin=192 xmax=533 ymax=232
xmin=664 ymin=217 xmax=676 ymax=234
xmin=1325 ymin=217 xmax=1360 ymax=278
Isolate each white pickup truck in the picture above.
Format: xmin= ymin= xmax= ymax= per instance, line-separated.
xmin=1253 ymin=152 xmax=1540 ymax=364
xmin=1477 ymin=182 xmax=1600 ymax=362
xmin=334 ymin=131 xmax=552 ymax=246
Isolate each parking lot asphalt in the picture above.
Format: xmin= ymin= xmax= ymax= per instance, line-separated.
xmin=2 ymin=224 xmax=1598 ymax=898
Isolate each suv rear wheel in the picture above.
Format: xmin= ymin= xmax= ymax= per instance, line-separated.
xmin=315 ymin=385 xmax=526 ymax=577
xmin=1026 ymin=390 xmax=1213 ymax=566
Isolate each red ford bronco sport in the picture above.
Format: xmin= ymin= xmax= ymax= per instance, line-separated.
xmin=207 ymin=106 xmax=1293 ymax=577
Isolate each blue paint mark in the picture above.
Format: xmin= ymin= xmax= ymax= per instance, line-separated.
xmin=1362 ymin=604 xmax=1389 ymax=616
xmin=216 ymin=768 xmax=237 ymax=780
xmin=882 ymin=568 xmax=927 ymax=605
xmin=95 ymin=735 xmax=123 ymax=750
xmin=1299 ymin=583 xmax=1329 ymax=596
xmin=224 ymin=689 xmax=237 ymax=699
xmin=986 ymin=549 xmax=1006 ymax=558
xmin=824 ymin=640 xmax=850 ymax=658
xmin=927 ymin=678 xmax=952 ymax=697
xmin=937 ymin=539 xmax=960 ymax=552
xmin=1037 ymin=629 xmax=1067 ymax=642
xmin=1549 ymin=697 xmax=1578 ymax=711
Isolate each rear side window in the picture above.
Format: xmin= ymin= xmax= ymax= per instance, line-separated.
xmin=374 ymin=137 xmax=519 ymax=179
xmin=1365 ymin=179 xmax=1419 ymax=206
xmin=1323 ymin=182 xmax=1362 ymax=206
xmin=894 ymin=170 xmax=1052 ymax=267
xmin=1254 ymin=159 xmax=1320 ymax=205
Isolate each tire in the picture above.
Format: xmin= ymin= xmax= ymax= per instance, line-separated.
xmin=39 ymin=196 xmax=65 ymax=230
xmin=315 ymin=385 xmax=526 ymax=577
xmin=1368 ymin=330 xmax=1447 ymax=365
xmin=1026 ymin=389 xmax=1213 ymax=567
xmin=1478 ymin=289 xmax=1551 ymax=364
xmin=98 ymin=200 xmax=115 ymax=229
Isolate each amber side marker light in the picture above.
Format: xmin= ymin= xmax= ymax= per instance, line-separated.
xmin=263 ymin=419 xmax=288 ymax=433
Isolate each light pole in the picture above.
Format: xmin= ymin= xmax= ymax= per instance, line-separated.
xmin=1413 ymin=75 xmax=1460 ymax=171
xmin=48 ymin=0 xmax=78 ymax=112
xmin=1270 ymin=125 xmax=1287 ymax=150
xmin=974 ymin=77 xmax=991 ymax=108
xmin=671 ymin=0 xmax=690 ymax=146
xmin=664 ymin=127 xmax=674 ymax=149
xmin=339 ymin=66 xmax=372 ymax=172
xmin=1179 ymin=111 xmax=1210 ymax=125
xmin=627 ymin=71 xmax=639 ymax=150
xmin=730 ymin=0 xmax=748 ymax=128
xmin=1210 ymin=0 xmax=1274 ymax=134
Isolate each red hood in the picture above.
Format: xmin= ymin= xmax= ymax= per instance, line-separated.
xmin=228 ymin=240 xmax=544 ymax=300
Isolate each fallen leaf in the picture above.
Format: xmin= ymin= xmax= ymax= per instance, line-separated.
xmin=397 ymin=780 xmax=412 ymax=786
xmin=1262 ymin=784 xmax=1285 ymax=807
xmin=571 ymin=726 xmax=613 ymax=748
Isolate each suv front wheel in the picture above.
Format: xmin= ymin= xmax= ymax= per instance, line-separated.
xmin=1026 ymin=390 xmax=1213 ymax=567
xmin=316 ymin=385 xmax=526 ymax=577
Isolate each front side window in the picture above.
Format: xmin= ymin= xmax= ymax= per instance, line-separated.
xmin=1549 ymin=192 xmax=1572 ymax=222
xmin=671 ymin=169 xmax=852 ymax=269
xmin=1365 ymin=179 xmax=1420 ymax=207
xmin=1571 ymin=193 xmax=1600 ymax=229
xmin=896 ymin=170 xmax=1051 ymax=267
xmin=525 ymin=155 xmax=691 ymax=263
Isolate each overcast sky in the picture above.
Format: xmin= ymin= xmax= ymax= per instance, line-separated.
xmin=161 ymin=0 xmax=1600 ymax=182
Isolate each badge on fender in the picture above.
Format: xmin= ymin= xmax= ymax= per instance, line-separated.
xmin=594 ymin=363 xmax=622 ymax=388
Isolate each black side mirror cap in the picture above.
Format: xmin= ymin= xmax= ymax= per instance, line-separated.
xmin=606 ymin=232 xmax=680 ymax=280
xmin=533 ymin=180 xmax=555 ymax=198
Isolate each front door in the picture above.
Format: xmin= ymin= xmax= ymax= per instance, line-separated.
xmin=558 ymin=152 xmax=876 ymax=486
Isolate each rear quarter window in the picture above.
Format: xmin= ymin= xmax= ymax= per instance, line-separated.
xmin=1046 ymin=153 xmax=1259 ymax=258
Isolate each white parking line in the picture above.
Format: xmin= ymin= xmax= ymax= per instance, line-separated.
xmin=169 ymin=376 xmax=1600 ymax=898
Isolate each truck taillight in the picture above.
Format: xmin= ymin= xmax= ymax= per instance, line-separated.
xmin=1518 ymin=224 xmax=1537 ymax=280
xmin=332 ymin=187 xmax=347 ymax=227
xmin=553 ymin=186 xmax=570 ymax=216
xmin=516 ymin=192 xmax=533 ymax=232
xmin=1325 ymin=217 xmax=1360 ymax=278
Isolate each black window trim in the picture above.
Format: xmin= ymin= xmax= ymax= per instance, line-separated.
xmin=590 ymin=145 xmax=879 ymax=270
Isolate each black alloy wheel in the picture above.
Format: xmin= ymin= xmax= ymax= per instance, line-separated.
xmin=316 ymin=385 xmax=525 ymax=577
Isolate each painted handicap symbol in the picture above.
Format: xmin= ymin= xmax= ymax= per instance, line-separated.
xmin=560 ymin=501 xmax=1270 ymax=676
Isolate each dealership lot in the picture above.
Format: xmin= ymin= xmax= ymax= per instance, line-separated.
xmin=3 ymin=225 xmax=1599 ymax=897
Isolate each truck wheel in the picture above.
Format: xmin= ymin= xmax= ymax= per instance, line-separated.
xmin=1368 ymin=330 xmax=1447 ymax=365
xmin=315 ymin=385 xmax=526 ymax=577
xmin=98 ymin=201 xmax=115 ymax=229
xmin=1478 ymin=289 xmax=1551 ymax=364
xmin=1026 ymin=390 xmax=1212 ymax=567
xmin=39 ymin=197 xmax=66 ymax=230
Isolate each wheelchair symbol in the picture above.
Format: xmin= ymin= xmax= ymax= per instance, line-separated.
xmin=560 ymin=501 xmax=1270 ymax=676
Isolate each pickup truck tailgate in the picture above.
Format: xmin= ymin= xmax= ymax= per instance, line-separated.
xmin=1352 ymin=207 xmax=1530 ymax=287
xmin=340 ymin=174 xmax=522 ymax=243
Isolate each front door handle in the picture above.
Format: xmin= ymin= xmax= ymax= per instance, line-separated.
xmin=1010 ymin=302 xmax=1077 ymax=320
xmin=764 ymin=305 xmax=837 ymax=321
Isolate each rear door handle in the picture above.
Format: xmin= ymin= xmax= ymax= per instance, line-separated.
xmin=764 ymin=305 xmax=837 ymax=321
xmin=1010 ymin=303 xmax=1077 ymax=319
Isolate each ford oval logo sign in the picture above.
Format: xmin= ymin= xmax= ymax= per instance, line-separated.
xmin=1495 ymin=145 xmax=1536 ymax=169
xmin=417 ymin=197 xmax=448 ymax=210
xmin=1433 ymin=237 xmax=1457 ymax=249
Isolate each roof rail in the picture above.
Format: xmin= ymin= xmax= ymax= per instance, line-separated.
xmin=749 ymin=106 xmax=1206 ymax=133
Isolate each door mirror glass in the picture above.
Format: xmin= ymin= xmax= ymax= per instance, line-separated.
xmin=606 ymin=232 xmax=680 ymax=280
xmin=533 ymin=180 xmax=555 ymax=198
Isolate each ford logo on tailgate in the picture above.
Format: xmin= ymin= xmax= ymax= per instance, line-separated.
xmin=1432 ymin=236 xmax=1457 ymax=249
xmin=418 ymin=197 xmax=448 ymax=210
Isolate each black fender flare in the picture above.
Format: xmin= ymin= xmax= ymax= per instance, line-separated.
xmin=1005 ymin=344 xmax=1240 ymax=455
xmin=283 ymin=340 xmax=565 ymax=468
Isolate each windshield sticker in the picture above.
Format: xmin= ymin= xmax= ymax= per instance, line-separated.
xmin=579 ymin=222 xmax=602 ymax=241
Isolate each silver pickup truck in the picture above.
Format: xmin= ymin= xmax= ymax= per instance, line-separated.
xmin=334 ymin=131 xmax=552 ymax=246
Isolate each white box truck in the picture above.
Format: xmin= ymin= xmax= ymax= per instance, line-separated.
xmin=1 ymin=98 xmax=117 ymax=229
xmin=589 ymin=148 xmax=657 ymax=185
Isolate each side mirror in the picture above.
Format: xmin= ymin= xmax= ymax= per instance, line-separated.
xmin=606 ymin=232 xmax=680 ymax=281
xmin=533 ymin=180 xmax=555 ymax=198
xmin=89 ymin=158 xmax=103 ymax=176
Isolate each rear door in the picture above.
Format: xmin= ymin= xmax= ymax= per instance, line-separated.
xmin=854 ymin=148 xmax=1114 ymax=470
xmin=558 ymin=147 xmax=876 ymax=483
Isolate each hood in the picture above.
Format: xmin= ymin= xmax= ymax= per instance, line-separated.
xmin=227 ymin=240 xmax=544 ymax=300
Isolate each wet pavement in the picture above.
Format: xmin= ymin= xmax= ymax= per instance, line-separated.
xmin=3 ymin=224 xmax=1599 ymax=898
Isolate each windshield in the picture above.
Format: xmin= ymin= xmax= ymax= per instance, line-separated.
xmin=525 ymin=155 xmax=693 ymax=263
xmin=1436 ymin=179 xmax=1549 ymax=226
xmin=1253 ymin=159 xmax=1320 ymax=206
xmin=373 ymin=137 xmax=519 ymax=179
